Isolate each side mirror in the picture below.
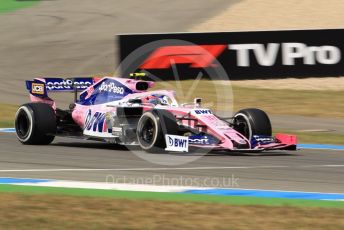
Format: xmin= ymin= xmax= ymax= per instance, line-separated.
xmin=128 ymin=98 xmax=142 ymax=104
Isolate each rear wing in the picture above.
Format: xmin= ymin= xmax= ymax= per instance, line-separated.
xmin=26 ymin=77 xmax=95 ymax=97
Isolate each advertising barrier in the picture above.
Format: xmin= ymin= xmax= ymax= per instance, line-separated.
xmin=118 ymin=29 xmax=344 ymax=80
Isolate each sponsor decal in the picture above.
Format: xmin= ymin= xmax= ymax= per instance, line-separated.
xmin=191 ymin=111 xmax=229 ymax=130
xmin=253 ymin=136 xmax=274 ymax=142
xmin=165 ymin=134 xmax=189 ymax=152
xmin=188 ymin=134 xmax=218 ymax=145
xmin=140 ymin=45 xmax=226 ymax=69
xmin=119 ymin=30 xmax=344 ymax=79
xmin=84 ymin=110 xmax=107 ymax=133
xmin=193 ymin=109 xmax=212 ymax=115
xmin=85 ymin=86 xmax=94 ymax=99
xmin=112 ymin=127 xmax=122 ymax=136
xmin=251 ymin=135 xmax=275 ymax=147
xmin=45 ymin=78 xmax=93 ymax=91
xmin=99 ymin=82 xmax=125 ymax=94
xmin=31 ymin=83 xmax=45 ymax=94
xmin=139 ymin=43 xmax=341 ymax=69
xmin=84 ymin=110 xmax=92 ymax=128
xmin=112 ymin=127 xmax=122 ymax=132
xmin=79 ymin=79 xmax=132 ymax=106
xmin=229 ymin=43 xmax=341 ymax=67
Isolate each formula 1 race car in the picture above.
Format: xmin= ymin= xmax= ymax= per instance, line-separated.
xmin=14 ymin=73 xmax=297 ymax=152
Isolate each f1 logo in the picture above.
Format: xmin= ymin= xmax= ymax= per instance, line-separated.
xmin=32 ymin=83 xmax=45 ymax=94
xmin=140 ymin=45 xmax=226 ymax=69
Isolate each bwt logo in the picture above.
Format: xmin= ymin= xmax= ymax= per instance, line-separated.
xmin=165 ymin=134 xmax=189 ymax=152
xmin=139 ymin=43 xmax=341 ymax=69
xmin=168 ymin=136 xmax=188 ymax=148
xmin=84 ymin=110 xmax=107 ymax=132
xmin=194 ymin=109 xmax=212 ymax=115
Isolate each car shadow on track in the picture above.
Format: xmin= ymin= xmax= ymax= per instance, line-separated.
xmin=51 ymin=142 xmax=129 ymax=151
xmin=51 ymin=142 xmax=299 ymax=157
xmin=174 ymin=151 xmax=300 ymax=157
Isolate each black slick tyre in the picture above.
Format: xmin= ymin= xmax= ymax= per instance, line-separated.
xmin=136 ymin=109 xmax=178 ymax=152
xmin=234 ymin=108 xmax=272 ymax=140
xmin=15 ymin=103 xmax=56 ymax=145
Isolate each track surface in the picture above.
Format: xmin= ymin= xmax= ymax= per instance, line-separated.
xmin=1 ymin=0 xmax=343 ymax=130
xmin=0 ymin=0 xmax=237 ymax=105
xmin=1 ymin=133 xmax=344 ymax=193
xmin=1 ymin=1 xmax=344 ymax=195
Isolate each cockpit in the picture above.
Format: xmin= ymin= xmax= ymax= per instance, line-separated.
xmin=141 ymin=94 xmax=175 ymax=106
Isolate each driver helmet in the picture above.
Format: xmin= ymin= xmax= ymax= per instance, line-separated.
xmin=143 ymin=94 xmax=169 ymax=105
xmin=157 ymin=95 xmax=169 ymax=105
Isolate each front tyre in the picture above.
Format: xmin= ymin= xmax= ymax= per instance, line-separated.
xmin=136 ymin=110 xmax=178 ymax=152
xmin=15 ymin=103 xmax=56 ymax=145
xmin=234 ymin=108 xmax=272 ymax=140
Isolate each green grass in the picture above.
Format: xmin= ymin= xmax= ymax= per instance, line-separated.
xmin=0 ymin=0 xmax=39 ymax=13
xmin=2 ymin=189 xmax=344 ymax=229
xmin=232 ymin=85 xmax=344 ymax=119
xmin=0 ymin=103 xmax=17 ymax=128
xmin=1 ymin=184 xmax=344 ymax=208
xmin=154 ymin=80 xmax=344 ymax=118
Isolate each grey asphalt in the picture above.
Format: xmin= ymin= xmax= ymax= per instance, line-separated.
xmin=1 ymin=1 xmax=344 ymax=195
xmin=0 ymin=0 xmax=239 ymax=105
xmin=1 ymin=133 xmax=344 ymax=193
xmin=1 ymin=0 xmax=343 ymax=131
xmin=271 ymin=115 xmax=344 ymax=134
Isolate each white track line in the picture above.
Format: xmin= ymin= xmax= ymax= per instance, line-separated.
xmin=14 ymin=181 xmax=190 ymax=193
xmin=1 ymin=164 xmax=344 ymax=172
xmin=2 ymin=176 xmax=344 ymax=196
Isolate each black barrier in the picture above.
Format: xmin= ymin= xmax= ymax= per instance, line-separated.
xmin=117 ymin=29 xmax=344 ymax=80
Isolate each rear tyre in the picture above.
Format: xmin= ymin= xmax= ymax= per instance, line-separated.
xmin=234 ymin=108 xmax=272 ymax=140
xmin=136 ymin=110 xmax=178 ymax=152
xmin=15 ymin=103 xmax=56 ymax=145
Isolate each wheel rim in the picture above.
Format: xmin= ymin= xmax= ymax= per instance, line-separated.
xmin=138 ymin=116 xmax=156 ymax=148
xmin=234 ymin=114 xmax=251 ymax=139
xmin=15 ymin=109 xmax=31 ymax=140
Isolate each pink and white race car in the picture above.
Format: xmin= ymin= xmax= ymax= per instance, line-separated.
xmin=15 ymin=74 xmax=297 ymax=152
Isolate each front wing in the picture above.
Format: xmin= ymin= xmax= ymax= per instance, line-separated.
xmin=188 ymin=133 xmax=297 ymax=152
